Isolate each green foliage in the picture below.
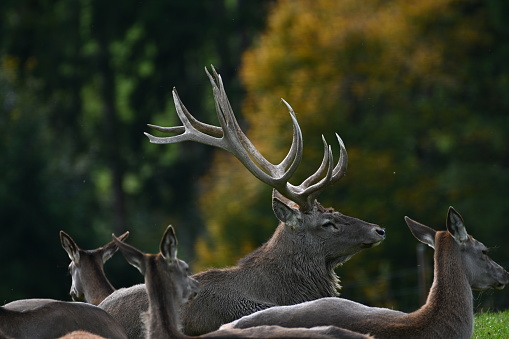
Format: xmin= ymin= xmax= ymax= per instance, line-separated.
xmin=196 ymin=0 xmax=509 ymax=311
xmin=0 ymin=0 xmax=272 ymax=301
xmin=1 ymin=0 xmax=508 ymax=316
xmin=474 ymin=310 xmax=509 ymax=338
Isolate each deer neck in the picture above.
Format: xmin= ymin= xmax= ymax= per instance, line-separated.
xmin=242 ymin=223 xmax=340 ymax=303
xmin=144 ymin=259 xmax=184 ymax=339
xmin=412 ymin=232 xmax=473 ymax=337
xmin=85 ymin=264 xmax=115 ymax=305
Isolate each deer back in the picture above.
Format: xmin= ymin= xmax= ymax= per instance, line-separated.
xmin=1 ymin=299 xmax=127 ymax=339
xmin=98 ymin=284 xmax=148 ymax=339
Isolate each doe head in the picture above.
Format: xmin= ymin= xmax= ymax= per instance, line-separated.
xmin=405 ymin=207 xmax=509 ymax=291
xmin=60 ymin=230 xmax=129 ymax=302
xmin=113 ymin=225 xmax=200 ymax=304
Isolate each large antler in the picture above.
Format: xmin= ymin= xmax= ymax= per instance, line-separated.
xmin=145 ymin=66 xmax=347 ymax=212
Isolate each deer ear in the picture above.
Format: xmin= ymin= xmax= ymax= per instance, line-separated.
xmin=60 ymin=231 xmax=80 ymax=264
xmin=405 ymin=217 xmax=436 ymax=249
xmin=161 ymin=225 xmax=178 ymax=262
xmin=101 ymin=231 xmax=129 ymax=263
xmin=272 ymin=195 xmax=302 ymax=230
xmin=113 ymin=234 xmax=146 ymax=275
xmin=446 ymin=207 xmax=468 ymax=244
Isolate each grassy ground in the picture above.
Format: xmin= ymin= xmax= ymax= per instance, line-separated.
xmin=473 ymin=310 xmax=509 ymax=338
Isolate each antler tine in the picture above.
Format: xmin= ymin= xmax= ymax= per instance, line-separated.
xmin=144 ymin=88 xmax=223 ymax=145
xmin=301 ymin=133 xmax=348 ymax=188
xmin=172 ymin=88 xmax=223 ymax=137
xmin=300 ymin=135 xmax=331 ymax=188
xmin=205 ymin=66 xmax=303 ymax=185
xmin=146 ymin=124 xmax=185 ymax=135
xmin=146 ymin=89 xmax=222 ymax=137
xmin=286 ymin=134 xmax=348 ymax=212
xmin=332 ymin=133 xmax=348 ymax=181
xmin=279 ymin=99 xmax=303 ymax=178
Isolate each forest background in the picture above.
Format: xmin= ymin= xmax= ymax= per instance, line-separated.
xmin=1 ymin=0 xmax=509 ymax=313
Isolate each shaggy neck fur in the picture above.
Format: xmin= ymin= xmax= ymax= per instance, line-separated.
xmin=239 ymin=223 xmax=340 ymax=304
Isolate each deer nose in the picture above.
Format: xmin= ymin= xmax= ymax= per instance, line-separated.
xmin=375 ymin=228 xmax=386 ymax=238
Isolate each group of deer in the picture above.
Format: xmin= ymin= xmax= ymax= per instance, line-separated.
xmin=2 ymin=67 xmax=508 ymax=339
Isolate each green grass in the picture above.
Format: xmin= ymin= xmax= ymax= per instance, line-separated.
xmin=473 ymin=310 xmax=509 ymax=338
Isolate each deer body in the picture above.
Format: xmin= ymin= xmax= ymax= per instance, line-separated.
xmin=225 ymin=207 xmax=509 ymax=339
xmin=0 ymin=299 xmax=127 ymax=339
xmin=99 ymin=201 xmax=383 ymax=337
xmin=60 ymin=230 xmax=129 ymax=305
xmin=114 ymin=226 xmax=374 ymax=339
xmin=99 ymin=284 xmax=147 ymax=339
xmin=131 ymin=66 xmax=385 ymax=335
xmin=182 ymin=207 xmax=383 ymax=334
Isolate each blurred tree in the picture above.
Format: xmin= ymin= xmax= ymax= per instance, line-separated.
xmin=0 ymin=0 xmax=273 ymax=301
xmin=195 ymin=0 xmax=509 ymax=311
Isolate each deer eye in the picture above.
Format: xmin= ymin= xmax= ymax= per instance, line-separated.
xmin=322 ymin=221 xmax=337 ymax=230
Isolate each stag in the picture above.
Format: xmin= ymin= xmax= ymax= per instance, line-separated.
xmin=224 ymin=207 xmax=509 ymax=339
xmin=60 ymin=230 xmax=129 ymax=305
xmin=1 ymin=298 xmax=127 ymax=339
xmin=113 ymin=225 xmax=374 ymax=339
xmin=99 ymin=66 xmax=385 ymax=336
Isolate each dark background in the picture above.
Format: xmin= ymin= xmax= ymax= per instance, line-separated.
xmin=1 ymin=0 xmax=508 ymax=313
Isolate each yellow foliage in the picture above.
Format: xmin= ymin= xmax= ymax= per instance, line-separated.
xmin=193 ymin=0 xmax=495 ymax=275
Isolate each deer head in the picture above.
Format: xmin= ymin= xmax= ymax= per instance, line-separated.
xmin=145 ymin=66 xmax=385 ymax=252
xmin=405 ymin=207 xmax=509 ymax=291
xmin=60 ymin=231 xmax=129 ymax=305
xmin=113 ymin=226 xmax=200 ymax=306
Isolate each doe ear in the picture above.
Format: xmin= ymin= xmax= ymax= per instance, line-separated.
xmin=113 ymin=233 xmax=146 ymax=275
xmin=404 ymin=216 xmax=436 ymax=249
xmin=101 ymin=231 xmax=130 ymax=263
xmin=160 ymin=225 xmax=178 ymax=262
xmin=60 ymin=231 xmax=80 ymax=264
xmin=446 ymin=207 xmax=468 ymax=244
xmin=272 ymin=192 xmax=302 ymax=230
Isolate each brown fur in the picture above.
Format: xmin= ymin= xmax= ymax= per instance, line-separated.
xmin=60 ymin=230 xmax=129 ymax=305
xmin=58 ymin=330 xmax=107 ymax=339
xmin=115 ymin=226 xmax=374 ymax=339
xmin=1 ymin=299 xmax=127 ymax=339
xmin=226 ymin=208 xmax=509 ymax=339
